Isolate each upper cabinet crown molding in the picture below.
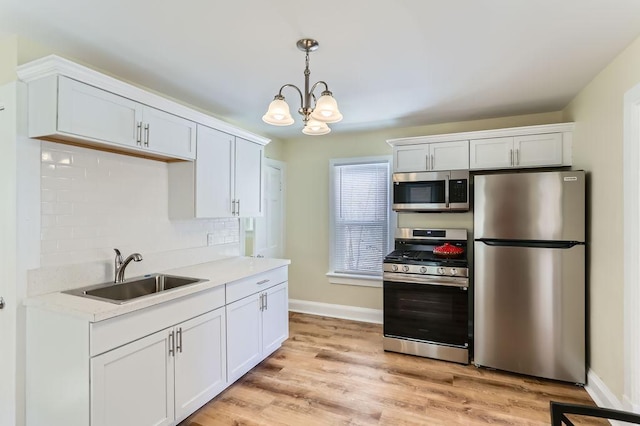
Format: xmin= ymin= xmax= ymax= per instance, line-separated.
xmin=17 ymin=54 xmax=270 ymax=146
xmin=386 ymin=122 xmax=574 ymax=147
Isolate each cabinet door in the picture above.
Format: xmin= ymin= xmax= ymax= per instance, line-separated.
xmin=195 ymin=125 xmax=235 ymax=217
xmin=470 ymin=137 xmax=514 ymax=170
xmin=58 ymin=76 xmax=142 ymax=148
xmin=226 ymin=293 xmax=262 ymax=383
xmin=514 ymin=133 xmax=563 ymax=168
xmin=174 ymin=308 xmax=227 ymax=423
xmin=431 ymin=140 xmax=469 ymax=171
xmin=262 ymin=282 xmax=289 ymax=356
xmin=394 ymin=145 xmax=430 ymax=172
xmin=142 ymin=106 xmax=196 ymax=160
xmin=235 ymin=137 xmax=263 ymax=217
xmin=91 ymin=329 xmax=174 ymax=426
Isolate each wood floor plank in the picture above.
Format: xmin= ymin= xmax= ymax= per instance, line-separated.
xmin=180 ymin=313 xmax=602 ymax=425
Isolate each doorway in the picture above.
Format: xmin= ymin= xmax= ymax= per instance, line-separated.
xmin=253 ymin=159 xmax=285 ymax=258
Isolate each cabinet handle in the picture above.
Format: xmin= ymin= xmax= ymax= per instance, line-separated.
xmin=136 ymin=122 xmax=142 ymax=146
xmin=257 ymin=279 xmax=270 ymax=285
xmin=426 ymin=155 xmax=430 ymax=170
xmin=258 ymin=293 xmax=264 ymax=311
xmin=264 ymin=293 xmax=268 ymax=310
xmin=510 ymin=149 xmax=514 ymax=166
xmin=516 ymin=149 xmax=519 ymax=165
xmin=237 ymin=199 xmax=240 ymax=216
xmin=176 ymin=328 xmax=182 ymax=353
xmin=144 ymin=123 xmax=150 ymax=147
xmin=431 ymin=154 xmax=435 ymax=170
xmin=168 ymin=330 xmax=175 ymax=357
xmin=231 ymin=200 xmax=236 ymax=215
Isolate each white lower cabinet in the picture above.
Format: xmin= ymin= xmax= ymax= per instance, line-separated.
xmin=26 ymin=265 xmax=289 ymax=426
xmin=91 ymin=307 xmax=226 ymax=426
xmin=91 ymin=328 xmax=175 ymax=426
xmin=226 ymin=268 xmax=289 ymax=384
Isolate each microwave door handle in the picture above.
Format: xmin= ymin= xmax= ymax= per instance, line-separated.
xmin=445 ymin=174 xmax=450 ymax=208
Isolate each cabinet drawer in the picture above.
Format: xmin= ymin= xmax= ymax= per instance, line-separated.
xmin=226 ymin=266 xmax=288 ymax=304
xmin=90 ymin=284 xmax=224 ymax=357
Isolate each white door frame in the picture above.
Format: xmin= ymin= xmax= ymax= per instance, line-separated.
xmin=623 ymin=82 xmax=640 ymax=412
xmin=0 ymin=83 xmax=18 ymax=426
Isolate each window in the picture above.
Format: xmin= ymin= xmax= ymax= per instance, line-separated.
xmin=328 ymin=156 xmax=393 ymax=286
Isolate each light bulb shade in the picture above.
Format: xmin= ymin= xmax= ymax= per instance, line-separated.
xmin=262 ymin=98 xmax=294 ymax=126
xmin=310 ymin=93 xmax=343 ymax=123
xmin=302 ymin=119 xmax=331 ymax=136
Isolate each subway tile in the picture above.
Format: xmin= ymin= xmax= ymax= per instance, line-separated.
xmin=42 ymin=176 xmax=72 ymax=191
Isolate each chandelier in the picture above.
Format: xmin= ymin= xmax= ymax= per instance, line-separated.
xmin=262 ymin=38 xmax=343 ymax=136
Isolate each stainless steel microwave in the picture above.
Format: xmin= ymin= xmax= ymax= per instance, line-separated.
xmin=392 ymin=170 xmax=469 ymax=212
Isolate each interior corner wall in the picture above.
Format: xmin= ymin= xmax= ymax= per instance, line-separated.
xmin=282 ymin=111 xmax=565 ymax=310
xmin=562 ymin=34 xmax=640 ymax=402
xmin=0 ymin=35 xmax=18 ymax=84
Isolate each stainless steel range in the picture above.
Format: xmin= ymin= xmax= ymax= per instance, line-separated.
xmin=383 ymin=228 xmax=470 ymax=364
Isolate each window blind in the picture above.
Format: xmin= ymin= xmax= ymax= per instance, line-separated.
xmin=331 ymin=160 xmax=390 ymax=276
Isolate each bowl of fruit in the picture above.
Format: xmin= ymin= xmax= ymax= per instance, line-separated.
xmin=433 ymin=243 xmax=464 ymax=258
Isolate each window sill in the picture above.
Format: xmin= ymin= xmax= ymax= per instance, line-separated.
xmin=326 ymin=272 xmax=382 ymax=288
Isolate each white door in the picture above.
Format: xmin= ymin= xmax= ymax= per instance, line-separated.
xmin=91 ymin=329 xmax=174 ymax=426
xmin=0 ymin=84 xmax=17 ymax=426
xmin=57 ymin=76 xmax=142 ymax=148
xmin=174 ymin=308 xmax=227 ymax=423
xmin=254 ymin=159 xmax=285 ymax=258
xmin=226 ymin=293 xmax=262 ymax=383
xmin=514 ymin=133 xmax=563 ymax=168
xmin=469 ymin=137 xmax=515 ymax=170
xmin=235 ymin=137 xmax=263 ymax=217
xmin=196 ymin=125 xmax=234 ymax=218
xmin=394 ymin=145 xmax=430 ymax=172
xmin=431 ymin=140 xmax=470 ymax=171
xmin=261 ymin=282 xmax=289 ymax=356
xmin=142 ymin=105 xmax=196 ymax=160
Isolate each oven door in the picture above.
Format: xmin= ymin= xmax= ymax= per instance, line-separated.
xmin=383 ymin=274 xmax=469 ymax=348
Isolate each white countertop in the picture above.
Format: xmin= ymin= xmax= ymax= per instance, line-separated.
xmin=24 ymin=256 xmax=290 ymax=322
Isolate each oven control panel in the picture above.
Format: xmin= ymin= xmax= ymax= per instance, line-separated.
xmin=383 ymin=263 xmax=468 ymax=277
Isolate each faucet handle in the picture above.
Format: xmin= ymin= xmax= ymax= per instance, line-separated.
xmin=114 ymin=248 xmax=123 ymax=265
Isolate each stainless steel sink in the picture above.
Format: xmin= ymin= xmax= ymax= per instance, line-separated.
xmin=64 ymin=274 xmax=207 ymax=304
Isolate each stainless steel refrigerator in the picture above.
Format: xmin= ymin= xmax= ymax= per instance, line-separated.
xmin=473 ymin=170 xmax=586 ymax=384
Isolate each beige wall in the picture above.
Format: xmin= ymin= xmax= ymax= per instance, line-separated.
xmin=562 ymin=35 xmax=640 ymax=400
xmin=0 ymin=36 xmax=18 ymax=84
xmin=282 ymin=111 xmax=564 ymax=309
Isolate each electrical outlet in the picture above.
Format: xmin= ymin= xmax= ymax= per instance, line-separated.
xmin=207 ymin=233 xmax=215 ymax=246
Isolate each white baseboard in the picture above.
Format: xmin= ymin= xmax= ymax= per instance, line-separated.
xmin=288 ymin=299 xmax=383 ymax=324
xmin=586 ymin=369 xmax=624 ymax=410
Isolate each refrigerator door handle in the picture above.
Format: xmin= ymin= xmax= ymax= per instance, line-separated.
xmin=476 ymin=239 xmax=583 ymax=249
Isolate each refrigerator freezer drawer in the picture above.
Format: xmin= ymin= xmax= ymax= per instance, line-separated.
xmin=474 ymin=241 xmax=586 ymax=384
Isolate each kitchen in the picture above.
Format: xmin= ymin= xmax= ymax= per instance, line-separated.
xmin=2 ymin=1 xmax=640 ymax=425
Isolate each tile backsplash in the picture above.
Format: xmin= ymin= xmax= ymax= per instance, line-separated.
xmin=40 ymin=142 xmax=239 ymax=267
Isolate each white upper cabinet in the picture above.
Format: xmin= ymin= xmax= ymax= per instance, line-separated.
xmin=57 ymin=76 xmax=142 ymax=148
xmin=168 ymin=125 xmax=263 ymax=219
xmin=389 ymin=123 xmax=573 ymax=172
xmin=234 ymin=137 xmax=263 ymax=218
xmin=18 ymin=55 xmax=269 ymax=163
xmin=30 ymin=76 xmax=196 ymax=160
xmin=470 ymin=133 xmax=563 ymax=170
xmin=394 ymin=140 xmax=469 ymax=172
xmin=140 ymin=105 xmax=196 ymax=160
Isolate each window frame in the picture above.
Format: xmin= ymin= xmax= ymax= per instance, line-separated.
xmin=326 ymin=155 xmax=394 ymax=288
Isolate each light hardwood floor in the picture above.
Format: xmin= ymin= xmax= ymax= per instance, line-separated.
xmin=181 ymin=313 xmax=603 ymax=425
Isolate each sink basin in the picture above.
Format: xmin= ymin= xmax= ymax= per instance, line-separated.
xmin=64 ymin=274 xmax=207 ymax=304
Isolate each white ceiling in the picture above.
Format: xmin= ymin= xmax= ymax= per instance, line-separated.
xmin=2 ymin=0 xmax=640 ymax=140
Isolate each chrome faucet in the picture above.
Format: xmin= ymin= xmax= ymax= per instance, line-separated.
xmin=114 ymin=248 xmax=143 ymax=283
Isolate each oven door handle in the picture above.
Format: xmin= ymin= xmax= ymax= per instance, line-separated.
xmin=383 ymin=272 xmax=468 ymax=288
xmin=445 ymin=173 xmax=450 ymax=208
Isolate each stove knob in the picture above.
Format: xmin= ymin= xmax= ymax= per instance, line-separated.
xmin=419 ymin=267 xmax=427 ymax=274
xmin=437 ymin=267 xmax=445 ymax=275
xmin=451 ymin=268 xmax=457 ymax=276
xmin=402 ymin=265 xmax=410 ymax=273
xmin=391 ymin=264 xmax=398 ymax=272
